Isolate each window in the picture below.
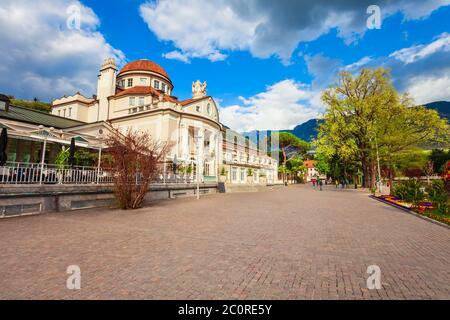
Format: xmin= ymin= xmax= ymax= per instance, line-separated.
xmin=207 ymin=103 xmax=211 ymax=115
xmin=58 ymin=110 xmax=61 ymax=116
xmin=154 ymin=80 xmax=160 ymax=90
xmin=68 ymin=108 xmax=72 ymax=117
xmin=138 ymin=97 xmax=144 ymax=106
xmin=129 ymin=97 xmax=135 ymax=106
xmin=231 ymin=167 xmax=237 ymax=181
xmin=121 ymin=79 xmax=125 ymax=87
xmin=127 ymin=78 xmax=133 ymax=87
xmin=240 ymin=168 xmax=246 ymax=182
xmin=196 ymin=106 xmax=200 ymax=112
xmin=140 ymin=78 xmax=147 ymax=85
xmin=63 ymin=109 xmax=66 ymax=117
xmin=161 ymin=83 xmax=166 ymax=92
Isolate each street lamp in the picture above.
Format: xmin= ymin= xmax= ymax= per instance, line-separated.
xmin=374 ymin=134 xmax=383 ymax=194
xmin=95 ymin=130 xmax=104 ymax=184
xmin=194 ymin=134 xmax=203 ymax=200
xmin=39 ymin=125 xmax=54 ymax=185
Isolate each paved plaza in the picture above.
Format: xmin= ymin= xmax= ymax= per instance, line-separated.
xmin=0 ymin=185 xmax=449 ymax=299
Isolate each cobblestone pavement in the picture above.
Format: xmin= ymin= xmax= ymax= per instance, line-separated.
xmin=0 ymin=185 xmax=449 ymax=299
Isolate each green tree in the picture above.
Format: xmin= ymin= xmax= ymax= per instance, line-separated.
xmin=428 ymin=149 xmax=450 ymax=174
xmin=375 ymin=97 xmax=448 ymax=190
xmin=278 ymin=132 xmax=309 ymax=184
xmin=318 ymin=68 xmax=449 ymax=189
xmin=286 ymin=156 xmax=306 ymax=183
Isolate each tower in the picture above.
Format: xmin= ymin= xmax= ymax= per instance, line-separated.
xmin=96 ymin=57 xmax=117 ymax=121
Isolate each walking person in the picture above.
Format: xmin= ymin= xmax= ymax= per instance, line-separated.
xmin=319 ymin=179 xmax=323 ymax=191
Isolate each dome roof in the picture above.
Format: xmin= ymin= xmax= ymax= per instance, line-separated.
xmin=118 ymin=59 xmax=169 ymax=79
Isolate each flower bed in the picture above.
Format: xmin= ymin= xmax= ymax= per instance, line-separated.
xmin=375 ymin=195 xmax=450 ymax=226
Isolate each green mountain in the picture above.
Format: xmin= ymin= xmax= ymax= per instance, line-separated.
xmin=422 ymin=101 xmax=450 ymax=119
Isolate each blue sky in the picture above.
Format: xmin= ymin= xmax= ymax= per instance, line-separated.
xmin=0 ymin=0 xmax=449 ymax=131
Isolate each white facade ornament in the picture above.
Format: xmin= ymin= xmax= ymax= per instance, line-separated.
xmin=192 ymin=80 xmax=207 ymax=99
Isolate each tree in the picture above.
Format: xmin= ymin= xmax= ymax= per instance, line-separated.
xmin=314 ymin=152 xmax=330 ymax=177
xmin=375 ymin=97 xmax=448 ymax=190
xmin=285 ymin=156 xmax=306 ymax=183
xmin=105 ymin=129 xmax=170 ymax=209
xmin=318 ymin=68 xmax=449 ymax=189
xmin=423 ymin=161 xmax=434 ymax=185
xmin=429 ymin=149 xmax=450 ymax=174
xmin=278 ymin=132 xmax=309 ymax=184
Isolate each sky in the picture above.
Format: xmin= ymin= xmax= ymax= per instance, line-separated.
xmin=0 ymin=0 xmax=449 ymax=132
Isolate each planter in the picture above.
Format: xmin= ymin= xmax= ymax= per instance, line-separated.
xmin=247 ymin=176 xmax=254 ymax=184
xmin=219 ymin=175 xmax=227 ymax=182
xmin=259 ymin=176 xmax=267 ymax=185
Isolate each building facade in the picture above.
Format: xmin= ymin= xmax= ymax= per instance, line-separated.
xmin=304 ymin=160 xmax=319 ymax=182
xmin=51 ymin=58 xmax=278 ymax=184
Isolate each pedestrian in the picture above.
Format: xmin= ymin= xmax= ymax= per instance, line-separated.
xmin=319 ymin=179 xmax=323 ymax=191
xmin=312 ymin=179 xmax=316 ymax=188
xmin=335 ymin=180 xmax=338 ymax=188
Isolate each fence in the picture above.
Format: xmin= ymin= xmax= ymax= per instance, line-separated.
xmin=0 ymin=162 xmax=215 ymax=185
xmin=0 ymin=162 xmax=113 ymax=185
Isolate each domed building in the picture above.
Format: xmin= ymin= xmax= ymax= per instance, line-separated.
xmin=51 ymin=58 xmax=278 ymax=184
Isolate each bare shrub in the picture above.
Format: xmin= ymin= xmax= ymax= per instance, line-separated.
xmin=105 ymin=128 xmax=170 ymax=209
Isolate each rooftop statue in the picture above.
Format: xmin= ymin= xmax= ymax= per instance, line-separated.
xmin=192 ymin=80 xmax=207 ymax=99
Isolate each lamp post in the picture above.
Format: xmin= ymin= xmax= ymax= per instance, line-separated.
xmin=194 ymin=134 xmax=203 ymax=200
xmin=95 ymin=133 xmax=103 ymax=184
xmin=374 ymin=134 xmax=382 ymax=194
xmin=39 ymin=126 xmax=54 ymax=185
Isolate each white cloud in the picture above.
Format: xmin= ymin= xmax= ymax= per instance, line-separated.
xmin=0 ymin=0 xmax=125 ymax=101
xmin=162 ymin=50 xmax=190 ymax=63
xmin=344 ymin=56 xmax=373 ymax=71
xmin=219 ymin=80 xmax=321 ymax=132
xmin=140 ymin=0 xmax=260 ymax=62
xmin=389 ymin=33 xmax=450 ymax=64
xmin=406 ymin=76 xmax=450 ymax=104
xmin=140 ymin=0 xmax=449 ymax=64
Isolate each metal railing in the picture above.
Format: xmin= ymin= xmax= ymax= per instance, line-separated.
xmin=0 ymin=162 xmax=217 ymax=185
xmin=0 ymin=162 xmax=113 ymax=185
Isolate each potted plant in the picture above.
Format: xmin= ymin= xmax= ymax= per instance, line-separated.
xmin=219 ymin=166 xmax=228 ymax=182
xmin=54 ymin=147 xmax=69 ymax=184
xmin=247 ymin=168 xmax=254 ymax=184
xmin=259 ymin=172 xmax=267 ymax=185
